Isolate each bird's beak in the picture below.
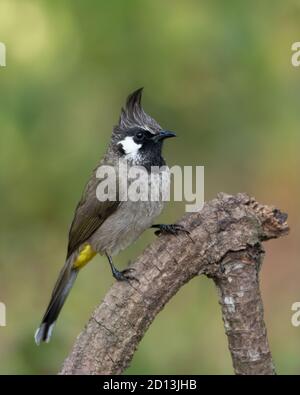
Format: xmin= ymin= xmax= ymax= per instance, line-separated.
xmin=154 ymin=130 xmax=176 ymax=142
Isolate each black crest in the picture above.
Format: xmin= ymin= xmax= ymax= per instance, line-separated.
xmin=117 ymin=88 xmax=161 ymax=132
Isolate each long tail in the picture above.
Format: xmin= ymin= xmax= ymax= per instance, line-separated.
xmin=34 ymin=256 xmax=78 ymax=345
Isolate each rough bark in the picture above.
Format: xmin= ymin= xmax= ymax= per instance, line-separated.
xmin=213 ymin=247 xmax=275 ymax=374
xmin=60 ymin=193 xmax=289 ymax=375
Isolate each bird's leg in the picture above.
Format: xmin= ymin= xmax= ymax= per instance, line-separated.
xmin=151 ymin=224 xmax=190 ymax=236
xmin=105 ymin=252 xmax=137 ymax=282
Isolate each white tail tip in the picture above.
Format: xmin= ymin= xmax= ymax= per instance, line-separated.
xmin=34 ymin=322 xmax=56 ymax=345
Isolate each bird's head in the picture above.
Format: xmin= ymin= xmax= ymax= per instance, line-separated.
xmin=111 ymin=88 xmax=176 ymax=166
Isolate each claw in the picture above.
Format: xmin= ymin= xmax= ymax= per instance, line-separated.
xmin=173 ymin=225 xmax=190 ymax=235
xmin=122 ymin=268 xmax=136 ymax=274
xmin=153 ymin=224 xmax=190 ymax=236
xmin=106 ymin=253 xmax=139 ymax=283
xmin=113 ymin=268 xmax=139 ymax=283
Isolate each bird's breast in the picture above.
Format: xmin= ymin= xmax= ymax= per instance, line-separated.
xmin=90 ymin=166 xmax=170 ymax=256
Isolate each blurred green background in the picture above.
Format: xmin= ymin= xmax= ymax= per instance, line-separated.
xmin=1 ymin=0 xmax=300 ymax=374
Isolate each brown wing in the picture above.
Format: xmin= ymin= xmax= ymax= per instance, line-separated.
xmin=67 ymin=173 xmax=119 ymax=258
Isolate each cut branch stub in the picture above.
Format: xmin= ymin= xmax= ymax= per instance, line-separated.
xmin=213 ymin=246 xmax=275 ymax=375
xmin=60 ymin=193 xmax=289 ymax=375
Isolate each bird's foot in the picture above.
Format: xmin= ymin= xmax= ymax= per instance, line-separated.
xmin=152 ymin=224 xmax=190 ymax=236
xmin=112 ymin=267 xmax=138 ymax=282
xmin=106 ymin=253 xmax=139 ymax=283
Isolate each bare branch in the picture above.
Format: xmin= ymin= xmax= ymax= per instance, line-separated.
xmin=60 ymin=193 xmax=289 ymax=375
xmin=213 ymin=247 xmax=275 ymax=374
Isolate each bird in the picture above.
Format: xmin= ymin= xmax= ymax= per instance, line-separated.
xmin=34 ymin=88 xmax=187 ymax=345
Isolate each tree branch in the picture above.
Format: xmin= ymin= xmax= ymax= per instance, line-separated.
xmin=60 ymin=193 xmax=289 ymax=375
xmin=213 ymin=247 xmax=275 ymax=374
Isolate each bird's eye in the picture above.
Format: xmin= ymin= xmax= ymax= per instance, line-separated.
xmin=135 ymin=130 xmax=144 ymax=140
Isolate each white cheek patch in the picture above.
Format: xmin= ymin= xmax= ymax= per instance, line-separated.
xmin=118 ymin=136 xmax=142 ymax=156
